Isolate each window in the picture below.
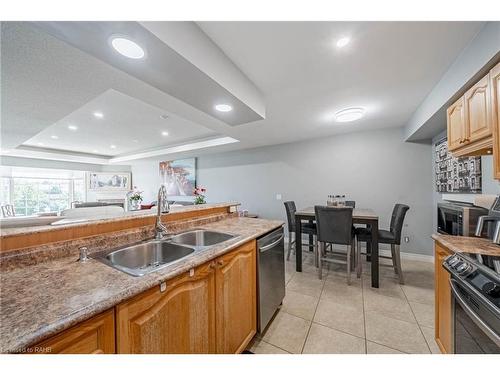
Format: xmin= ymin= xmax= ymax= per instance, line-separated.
xmin=1 ymin=167 xmax=86 ymax=216
xmin=0 ymin=177 xmax=10 ymax=206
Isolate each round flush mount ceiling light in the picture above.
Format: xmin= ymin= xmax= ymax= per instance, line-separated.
xmin=93 ymin=111 xmax=104 ymax=119
xmin=161 ymin=131 xmax=169 ymax=136
xmin=50 ymin=135 xmax=59 ymax=139
xmin=334 ymin=107 xmax=365 ymax=122
xmin=110 ymin=144 xmax=117 ymax=149
xmin=110 ymin=36 xmax=145 ymax=59
xmin=336 ymin=37 xmax=350 ymax=48
xmin=68 ymin=124 xmax=78 ymax=131
xmin=215 ymin=104 xmax=233 ymax=112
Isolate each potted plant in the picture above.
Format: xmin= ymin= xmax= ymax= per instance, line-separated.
xmin=128 ymin=188 xmax=143 ymax=210
xmin=193 ymin=186 xmax=207 ymax=205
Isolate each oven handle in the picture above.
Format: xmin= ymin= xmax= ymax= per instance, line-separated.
xmin=449 ymin=279 xmax=500 ymax=346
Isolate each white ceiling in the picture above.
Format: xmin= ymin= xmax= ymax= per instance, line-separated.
xmin=23 ymin=89 xmax=217 ymax=156
xmin=1 ymin=21 xmax=487 ymax=164
xmin=197 ymin=21 xmax=485 ymax=144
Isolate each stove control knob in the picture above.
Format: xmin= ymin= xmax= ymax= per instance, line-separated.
xmin=456 ymin=262 xmax=472 ymax=275
xmin=482 ymin=282 xmax=500 ymax=298
xmin=448 ymin=256 xmax=460 ymax=267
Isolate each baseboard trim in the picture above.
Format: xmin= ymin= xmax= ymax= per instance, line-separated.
xmin=284 ymin=239 xmax=434 ymax=263
xmin=378 ymin=249 xmax=434 ymax=263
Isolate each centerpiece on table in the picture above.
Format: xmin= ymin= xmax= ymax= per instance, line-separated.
xmin=193 ymin=186 xmax=207 ymax=205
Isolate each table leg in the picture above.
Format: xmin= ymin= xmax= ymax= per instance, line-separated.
xmin=308 ymin=220 xmax=314 ymax=251
xmin=371 ymin=219 xmax=379 ymax=288
xmin=295 ymin=216 xmax=302 ymax=272
xmin=366 ymin=224 xmax=372 ymax=262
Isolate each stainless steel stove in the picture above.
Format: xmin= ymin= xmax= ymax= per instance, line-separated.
xmin=443 ymin=251 xmax=500 ymax=353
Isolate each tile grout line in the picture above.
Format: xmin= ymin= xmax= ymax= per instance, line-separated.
xmin=299 ymin=262 xmax=326 ymax=354
xmin=400 ymin=278 xmax=433 ymax=354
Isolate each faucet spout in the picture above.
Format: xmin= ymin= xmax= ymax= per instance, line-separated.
xmin=155 ymin=184 xmax=170 ymax=240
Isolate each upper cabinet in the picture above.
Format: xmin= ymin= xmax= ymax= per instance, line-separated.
xmin=490 ymin=63 xmax=500 ymax=179
xmin=447 ymin=61 xmax=500 ymax=180
xmin=447 ymin=97 xmax=466 ymax=152
xmin=464 ymin=74 xmax=492 ymax=144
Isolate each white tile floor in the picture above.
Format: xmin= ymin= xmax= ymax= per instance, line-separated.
xmin=248 ymin=249 xmax=440 ymax=354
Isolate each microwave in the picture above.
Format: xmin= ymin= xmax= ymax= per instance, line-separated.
xmin=437 ymin=202 xmax=488 ymax=236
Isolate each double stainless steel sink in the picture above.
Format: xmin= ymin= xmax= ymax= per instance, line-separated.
xmin=94 ymin=230 xmax=236 ymax=277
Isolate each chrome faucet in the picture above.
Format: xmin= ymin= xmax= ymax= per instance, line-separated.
xmin=155 ymin=184 xmax=170 ymax=240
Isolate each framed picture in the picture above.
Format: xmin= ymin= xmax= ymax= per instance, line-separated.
xmin=159 ymin=158 xmax=196 ymax=196
xmin=87 ymin=172 xmax=131 ymax=191
xmin=434 ymin=138 xmax=482 ymax=193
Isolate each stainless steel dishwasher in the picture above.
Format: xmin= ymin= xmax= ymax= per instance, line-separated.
xmin=257 ymin=226 xmax=285 ymax=333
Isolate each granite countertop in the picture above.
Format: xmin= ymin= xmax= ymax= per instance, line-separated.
xmin=432 ymin=233 xmax=500 ymax=256
xmin=0 ymin=217 xmax=283 ymax=353
xmin=0 ymin=202 xmax=240 ymax=237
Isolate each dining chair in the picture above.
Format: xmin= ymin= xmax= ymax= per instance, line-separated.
xmin=314 ymin=205 xmax=357 ymax=284
xmin=284 ymin=201 xmax=317 ymax=261
xmin=355 ymin=203 xmax=410 ymax=284
xmin=1 ymin=204 xmax=15 ymax=217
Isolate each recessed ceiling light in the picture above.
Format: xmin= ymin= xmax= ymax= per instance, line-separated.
xmin=334 ymin=107 xmax=365 ymax=122
xmin=336 ymin=37 xmax=350 ymax=48
xmin=110 ymin=36 xmax=145 ymax=59
xmin=50 ymin=135 xmax=59 ymax=139
xmin=133 ymin=139 xmax=139 ymax=143
xmin=160 ymin=114 xmax=169 ymax=120
xmin=110 ymin=145 xmax=117 ymax=149
xmin=93 ymin=149 xmax=99 ymax=153
xmin=68 ymin=124 xmax=78 ymax=131
xmin=37 ymin=142 xmax=44 ymax=146
xmin=215 ymin=104 xmax=233 ymax=112
xmin=161 ymin=131 xmax=169 ymax=136
xmin=93 ymin=111 xmax=104 ymax=119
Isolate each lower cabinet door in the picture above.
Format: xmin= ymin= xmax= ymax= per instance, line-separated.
xmin=31 ymin=309 xmax=115 ymax=354
xmin=215 ymin=240 xmax=257 ymax=354
xmin=116 ymin=262 xmax=216 ymax=354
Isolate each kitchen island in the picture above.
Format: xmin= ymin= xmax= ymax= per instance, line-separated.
xmin=0 ymin=203 xmax=283 ymax=354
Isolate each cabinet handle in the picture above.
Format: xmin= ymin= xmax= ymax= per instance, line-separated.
xmin=463 ymin=138 xmax=470 ymax=143
xmin=209 ymin=262 xmax=216 ymax=269
xmin=217 ymin=260 xmax=224 ymax=266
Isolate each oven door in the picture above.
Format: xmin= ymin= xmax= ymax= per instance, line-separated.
xmin=437 ymin=206 xmax=462 ymax=235
xmin=450 ymin=279 xmax=500 ymax=353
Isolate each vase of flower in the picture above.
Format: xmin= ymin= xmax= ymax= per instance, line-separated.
xmin=193 ymin=187 xmax=207 ymax=205
xmin=127 ymin=188 xmax=143 ymax=211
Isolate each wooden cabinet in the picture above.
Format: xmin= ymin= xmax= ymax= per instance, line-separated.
xmin=215 ymin=240 xmax=256 ymax=354
xmin=447 ymin=97 xmax=466 ymax=152
xmin=490 ymin=62 xmax=500 ymax=179
xmin=31 ymin=309 xmax=115 ymax=354
xmin=116 ymin=240 xmax=257 ymax=354
xmin=447 ymin=72 xmax=493 ymax=157
xmin=464 ymin=73 xmax=492 ymax=144
xmin=434 ymin=242 xmax=453 ymax=354
xmin=116 ymin=261 xmax=216 ymax=354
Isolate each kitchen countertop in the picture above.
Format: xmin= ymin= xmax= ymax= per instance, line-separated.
xmin=0 ymin=202 xmax=240 ymax=238
xmin=0 ymin=217 xmax=283 ymax=353
xmin=432 ymin=233 xmax=500 ymax=256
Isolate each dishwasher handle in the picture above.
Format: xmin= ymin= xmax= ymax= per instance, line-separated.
xmin=259 ymin=234 xmax=284 ymax=252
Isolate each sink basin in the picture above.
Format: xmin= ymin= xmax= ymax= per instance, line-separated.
xmin=96 ymin=240 xmax=195 ymax=277
xmin=169 ymin=230 xmax=236 ymax=249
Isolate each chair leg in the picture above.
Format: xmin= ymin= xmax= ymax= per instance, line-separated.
xmin=346 ymin=244 xmax=352 ymax=285
xmin=390 ymin=244 xmax=398 ymax=274
xmin=314 ymin=235 xmax=319 ymax=268
xmin=286 ymin=231 xmax=293 ymax=261
xmin=394 ymin=244 xmax=405 ymax=285
xmin=318 ymin=241 xmax=323 ymax=280
xmin=356 ymin=237 xmax=362 ymax=278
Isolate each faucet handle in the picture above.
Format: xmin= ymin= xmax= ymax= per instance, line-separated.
xmin=79 ymin=246 xmax=90 ymax=262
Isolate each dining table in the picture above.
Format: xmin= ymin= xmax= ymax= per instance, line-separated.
xmin=294 ymin=206 xmax=380 ymax=288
